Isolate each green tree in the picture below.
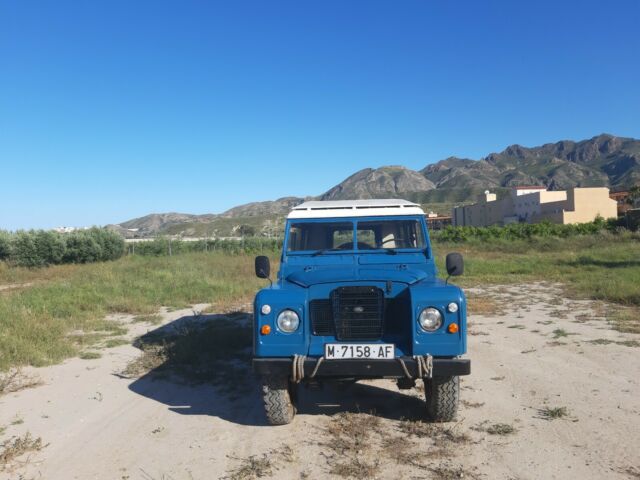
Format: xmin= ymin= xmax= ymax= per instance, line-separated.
xmin=238 ymin=224 xmax=256 ymax=237
xmin=86 ymin=228 xmax=125 ymax=261
xmin=0 ymin=230 xmax=11 ymax=261
xmin=34 ymin=230 xmax=66 ymax=265
xmin=63 ymin=231 xmax=103 ymax=263
xmin=11 ymin=231 xmax=41 ymax=267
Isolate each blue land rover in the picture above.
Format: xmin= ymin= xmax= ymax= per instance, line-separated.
xmin=252 ymin=199 xmax=470 ymax=425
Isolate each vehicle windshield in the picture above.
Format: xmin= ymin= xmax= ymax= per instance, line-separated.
xmin=356 ymin=220 xmax=425 ymax=249
xmin=286 ymin=219 xmax=425 ymax=252
xmin=286 ymin=222 xmax=353 ymax=252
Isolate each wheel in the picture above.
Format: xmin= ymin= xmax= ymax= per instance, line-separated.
xmin=261 ymin=376 xmax=296 ymax=425
xmin=424 ymin=376 xmax=459 ymax=422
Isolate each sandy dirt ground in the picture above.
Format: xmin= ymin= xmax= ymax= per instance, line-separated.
xmin=1 ymin=283 xmax=639 ymax=480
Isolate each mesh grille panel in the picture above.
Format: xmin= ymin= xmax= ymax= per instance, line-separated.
xmin=310 ymin=299 xmax=334 ymax=335
xmin=331 ymin=286 xmax=384 ymax=340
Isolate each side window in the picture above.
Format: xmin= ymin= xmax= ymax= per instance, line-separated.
xmin=356 ymin=228 xmax=376 ymax=249
xmin=333 ymin=228 xmax=354 ymax=249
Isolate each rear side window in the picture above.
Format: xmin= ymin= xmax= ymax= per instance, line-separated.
xmin=287 ymin=222 xmax=353 ymax=251
xmin=356 ymin=220 xmax=425 ymax=250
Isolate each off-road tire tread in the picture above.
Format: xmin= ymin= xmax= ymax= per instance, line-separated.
xmin=425 ymin=375 xmax=459 ymax=422
xmin=261 ymin=377 xmax=296 ymax=425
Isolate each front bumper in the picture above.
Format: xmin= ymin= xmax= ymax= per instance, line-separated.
xmin=252 ymin=356 xmax=470 ymax=379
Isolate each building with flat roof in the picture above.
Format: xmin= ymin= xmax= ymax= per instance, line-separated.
xmin=452 ymin=187 xmax=617 ymax=227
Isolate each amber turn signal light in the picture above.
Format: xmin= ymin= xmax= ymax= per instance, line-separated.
xmin=447 ymin=323 xmax=459 ymax=334
xmin=260 ymin=325 xmax=271 ymax=335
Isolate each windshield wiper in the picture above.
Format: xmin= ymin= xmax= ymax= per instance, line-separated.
xmin=384 ymin=248 xmax=398 ymax=255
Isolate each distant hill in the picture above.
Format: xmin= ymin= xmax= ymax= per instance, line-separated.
xmin=320 ymin=166 xmax=435 ymax=200
xmin=108 ymin=212 xmax=217 ymax=238
xmin=421 ymin=134 xmax=640 ymax=190
xmin=220 ymin=197 xmax=307 ymax=218
xmin=112 ymin=134 xmax=639 ymax=237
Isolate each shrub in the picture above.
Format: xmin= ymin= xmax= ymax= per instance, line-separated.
xmin=87 ymin=228 xmax=125 ymax=261
xmin=0 ymin=228 xmax=126 ymax=267
xmin=33 ymin=230 xmax=66 ymax=265
xmin=63 ymin=231 xmax=103 ymax=263
xmin=432 ymin=219 xmax=622 ymax=243
xmin=0 ymin=231 xmax=11 ymax=261
xmin=10 ymin=231 xmax=42 ymax=267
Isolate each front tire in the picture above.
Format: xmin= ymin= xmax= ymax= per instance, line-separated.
xmin=261 ymin=377 xmax=296 ymax=425
xmin=424 ymin=376 xmax=459 ymax=422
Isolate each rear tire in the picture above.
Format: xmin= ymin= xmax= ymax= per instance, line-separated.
xmin=424 ymin=376 xmax=459 ymax=422
xmin=261 ymin=376 xmax=296 ymax=425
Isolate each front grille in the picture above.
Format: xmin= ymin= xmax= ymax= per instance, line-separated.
xmin=310 ymin=299 xmax=334 ymax=335
xmin=331 ymin=286 xmax=385 ymax=340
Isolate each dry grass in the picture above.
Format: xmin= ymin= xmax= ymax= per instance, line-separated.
xmin=122 ymin=313 xmax=253 ymax=394
xmin=224 ymin=444 xmax=294 ymax=480
xmin=79 ymin=351 xmax=102 ymax=360
xmin=429 ymin=464 xmax=481 ymax=480
xmin=588 ymin=338 xmax=640 ymax=347
xmin=133 ymin=314 xmax=163 ymax=325
xmin=0 ymin=432 xmax=46 ymax=471
xmin=486 ymin=423 xmax=516 ymax=435
xmin=537 ymin=406 xmax=569 ymax=420
xmin=552 ymin=328 xmax=573 ymax=339
xmin=381 ymin=436 xmax=431 ymax=470
xmin=121 ymin=344 xmax=169 ymax=378
xmin=0 ymin=369 xmax=42 ymax=396
xmin=224 ymin=454 xmax=273 ymax=480
xmin=319 ymin=413 xmax=384 ymax=479
xmin=103 ymin=338 xmax=129 ymax=348
xmin=607 ymin=308 xmax=640 ymax=334
xmin=466 ymin=293 xmax=504 ymax=316
xmin=397 ymin=419 xmax=471 ymax=445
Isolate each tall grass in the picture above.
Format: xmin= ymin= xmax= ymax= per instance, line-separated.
xmin=0 ymin=253 xmax=274 ymax=370
xmin=435 ymin=232 xmax=640 ymax=305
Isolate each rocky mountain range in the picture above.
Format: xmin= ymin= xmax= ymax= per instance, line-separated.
xmin=112 ymin=133 xmax=639 ymax=236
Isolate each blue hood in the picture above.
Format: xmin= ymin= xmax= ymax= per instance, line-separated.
xmin=286 ymin=266 xmax=428 ymax=287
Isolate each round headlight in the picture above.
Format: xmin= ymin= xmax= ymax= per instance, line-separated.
xmin=447 ymin=302 xmax=459 ymax=313
xmin=276 ymin=309 xmax=300 ymax=333
xmin=418 ymin=307 xmax=443 ymax=332
xmin=261 ymin=304 xmax=272 ymax=315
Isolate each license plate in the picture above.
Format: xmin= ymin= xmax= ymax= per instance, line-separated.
xmin=324 ymin=343 xmax=395 ymax=360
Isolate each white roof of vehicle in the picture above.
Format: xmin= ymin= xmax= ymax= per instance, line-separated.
xmin=287 ymin=199 xmax=425 ymax=219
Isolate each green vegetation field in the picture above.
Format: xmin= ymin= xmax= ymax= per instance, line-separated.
xmin=1 ymin=231 xmax=639 ymax=371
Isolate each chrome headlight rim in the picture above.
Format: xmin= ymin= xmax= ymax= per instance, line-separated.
xmin=276 ymin=309 xmax=300 ymax=333
xmin=418 ymin=307 xmax=443 ymax=332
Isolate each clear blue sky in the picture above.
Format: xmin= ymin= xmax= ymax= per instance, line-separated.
xmin=1 ymin=0 xmax=639 ymax=230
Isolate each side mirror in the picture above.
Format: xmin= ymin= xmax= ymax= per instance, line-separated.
xmin=446 ymin=252 xmax=464 ymax=276
xmin=255 ymin=255 xmax=271 ymax=279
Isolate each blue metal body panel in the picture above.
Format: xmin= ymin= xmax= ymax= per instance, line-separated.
xmin=253 ymin=215 xmax=467 ymax=362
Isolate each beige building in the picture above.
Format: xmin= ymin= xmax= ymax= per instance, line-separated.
xmin=452 ymin=186 xmax=617 ymax=227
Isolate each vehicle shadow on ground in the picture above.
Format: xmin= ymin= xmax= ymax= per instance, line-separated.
xmin=127 ymin=311 xmax=426 ymax=426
